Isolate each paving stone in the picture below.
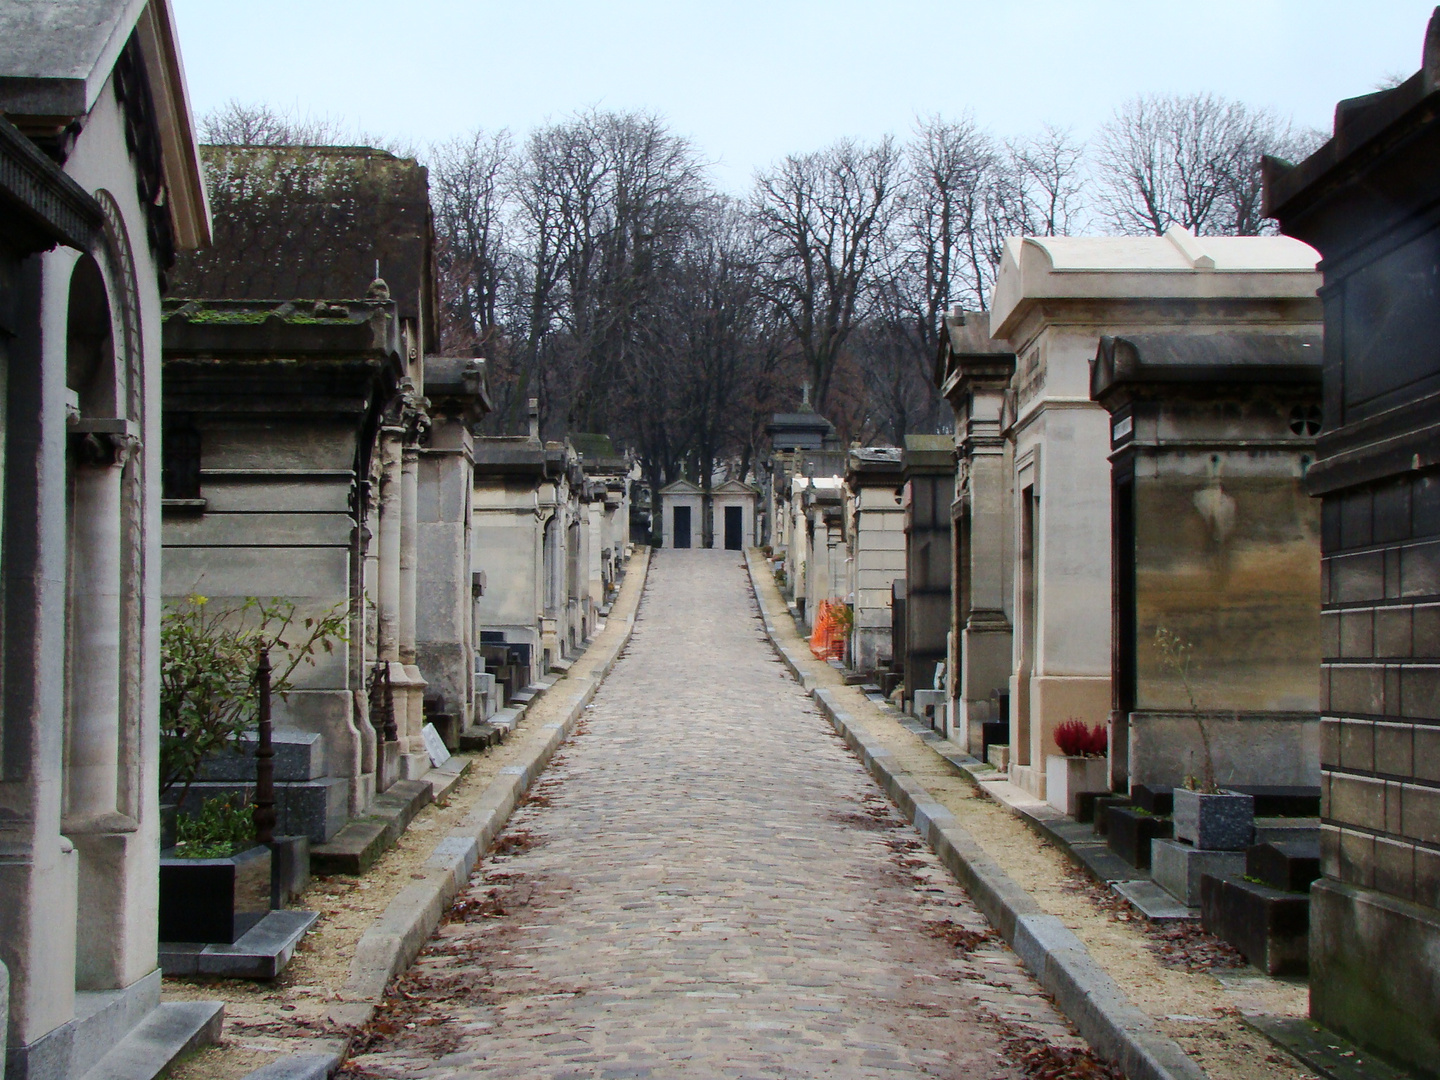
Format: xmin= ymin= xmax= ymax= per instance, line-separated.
xmin=346 ymin=551 xmax=1086 ymax=1079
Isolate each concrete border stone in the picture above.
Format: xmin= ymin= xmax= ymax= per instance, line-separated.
xmin=238 ymin=1050 xmax=342 ymax=1080
xmin=329 ymin=550 xmax=651 ymax=1030
xmin=744 ymin=550 xmax=1205 ymax=1080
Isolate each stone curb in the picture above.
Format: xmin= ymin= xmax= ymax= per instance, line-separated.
xmin=328 ymin=549 xmax=651 ymax=1030
xmin=239 ymin=1050 xmax=343 ymax=1080
xmin=743 ymin=551 xmax=1206 ymax=1080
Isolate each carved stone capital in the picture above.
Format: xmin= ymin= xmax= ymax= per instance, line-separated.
xmin=68 ymin=418 xmax=141 ymax=467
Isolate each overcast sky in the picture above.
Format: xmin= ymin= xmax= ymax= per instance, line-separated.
xmin=171 ymin=0 xmax=1436 ymax=194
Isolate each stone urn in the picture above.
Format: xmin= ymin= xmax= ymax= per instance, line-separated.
xmin=1172 ymin=788 xmax=1254 ymax=850
xmin=1045 ymin=755 xmax=1111 ymax=817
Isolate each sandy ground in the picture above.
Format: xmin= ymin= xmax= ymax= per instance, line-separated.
xmin=162 ymin=554 xmax=650 ymax=1079
xmin=749 ymin=560 xmax=1319 ymax=1080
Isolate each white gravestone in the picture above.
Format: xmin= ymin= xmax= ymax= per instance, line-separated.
xmin=421 ymin=722 xmax=451 ymax=768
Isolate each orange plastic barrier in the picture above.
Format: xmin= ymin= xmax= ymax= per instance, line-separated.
xmin=810 ymin=600 xmax=848 ymax=662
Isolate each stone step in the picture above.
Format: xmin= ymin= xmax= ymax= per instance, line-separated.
xmin=1228 ymin=785 xmax=1321 ymax=817
xmin=1105 ymin=806 xmax=1172 ymax=869
xmin=458 ymin=722 xmax=506 ymax=752
xmin=79 ymin=1000 xmax=224 ymax=1080
xmin=1112 ymin=878 xmax=1198 ymax=922
xmin=427 ymin=756 xmax=471 ymax=802
xmin=1246 ymin=838 xmax=1321 ymax=893
xmin=310 ymin=779 xmax=432 ymax=876
xmin=1130 ymin=783 xmax=1173 ymax=815
xmin=161 ymin=909 xmax=318 ymax=979
xmin=1151 ymin=838 xmax=1245 ymax=906
xmin=1252 ymin=816 xmax=1320 ymax=844
xmin=1091 ymin=794 xmax=1131 ymax=836
xmin=1200 ymin=873 xmax=1310 ymax=975
xmin=490 ymin=706 xmax=523 ymax=733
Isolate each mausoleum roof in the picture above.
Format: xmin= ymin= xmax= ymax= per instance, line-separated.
xmin=1090 ymin=330 xmax=1323 ymax=405
xmin=169 ymin=145 xmax=436 ymax=343
xmin=0 ymin=0 xmax=210 ymax=251
xmin=847 ymin=446 xmax=905 ymax=485
xmin=0 ymin=0 xmax=147 ymax=108
xmin=163 ymin=297 xmax=402 ymax=359
xmin=659 ymin=479 xmax=703 ymax=496
xmin=989 ymin=227 xmax=1322 ymax=339
xmin=713 ymin=479 xmax=759 ymax=497
xmin=473 ymin=436 xmax=546 ymax=476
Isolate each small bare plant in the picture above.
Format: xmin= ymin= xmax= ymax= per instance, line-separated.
xmin=1152 ymin=626 xmax=1218 ymax=793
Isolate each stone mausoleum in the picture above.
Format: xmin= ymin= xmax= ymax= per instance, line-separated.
xmin=846 ymin=447 xmax=906 ymax=672
xmin=0 ymin=1 xmax=224 ymax=1075
xmin=901 ymin=435 xmax=955 ymax=724
xmin=987 ymin=228 xmax=1323 ymax=801
xmin=1266 ymin=15 xmax=1440 ymax=1070
xmin=937 ymin=310 xmax=1017 ymax=755
xmin=1090 ymin=322 xmax=1324 ymax=792
xmin=163 ymin=144 xmax=454 ymax=836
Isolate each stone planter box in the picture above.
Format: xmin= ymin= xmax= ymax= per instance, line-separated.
xmin=1173 ymin=788 xmax=1254 ymax=851
xmin=1045 ymin=755 xmax=1110 ymax=817
xmin=159 ymin=844 xmax=272 ymax=944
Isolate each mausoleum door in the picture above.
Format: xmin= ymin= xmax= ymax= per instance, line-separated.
xmin=674 ymin=505 xmax=691 ymax=549
xmin=724 ymin=505 xmax=742 ymax=550
xmin=1111 ymin=466 xmax=1136 ymax=791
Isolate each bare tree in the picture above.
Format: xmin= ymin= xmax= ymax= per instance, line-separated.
xmin=430 ymin=128 xmax=514 ymax=363
xmin=752 ymin=137 xmax=901 ymax=414
xmin=1010 ymin=124 xmax=1088 ymax=236
xmin=1094 ymin=93 xmax=1307 ymax=236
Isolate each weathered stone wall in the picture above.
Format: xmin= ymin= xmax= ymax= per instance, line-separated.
xmin=1135 ymin=469 xmax=1320 ymax=713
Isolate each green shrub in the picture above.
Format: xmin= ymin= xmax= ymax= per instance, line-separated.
xmin=161 ymin=594 xmax=348 ymax=804
xmin=172 ymin=796 xmax=256 ymax=858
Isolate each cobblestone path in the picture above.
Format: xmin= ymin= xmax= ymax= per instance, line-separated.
xmin=344 ymin=551 xmax=1091 ymax=1079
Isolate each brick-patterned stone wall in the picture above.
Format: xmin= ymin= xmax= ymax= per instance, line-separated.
xmin=1320 ymin=472 xmax=1440 ymax=911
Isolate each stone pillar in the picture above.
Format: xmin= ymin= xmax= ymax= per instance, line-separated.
xmin=959 ymin=426 xmax=1014 ymax=753
xmin=400 ymin=446 xmax=418 ymax=664
xmin=65 ymin=424 xmax=144 ymax=992
xmin=397 ymin=443 xmax=429 ymax=778
xmin=64 ymin=436 xmax=125 ymax=826
xmin=937 ymin=312 xmax=1017 ymax=757
xmin=375 ymin=428 xmax=403 ymax=789
xmin=377 ymin=429 xmax=403 ymax=664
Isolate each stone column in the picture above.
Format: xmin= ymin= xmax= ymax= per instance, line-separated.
xmin=377 ymin=429 xmax=403 ymax=664
xmin=64 ymin=434 xmax=125 ymax=826
xmin=938 ymin=318 xmax=1016 ymax=758
xmin=64 ymin=423 xmax=141 ymax=992
xmin=397 ymin=442 xmax=429 ymax=778
xmin=375 ymin=427 xmax=403 ymax=789
xmin=959 ymin=412 xmax=1014 ymax=754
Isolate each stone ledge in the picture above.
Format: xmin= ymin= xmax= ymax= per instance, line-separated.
xmin=1242 ymin=1015 xmax=1420 ymax=1080
xmin=310 ymin=778 xmax=433 ymax=876
xmin=78 ymin=1000 xmax=224 ymax=1080
xmin=161 ymin=910 xmax=319 ymax=980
